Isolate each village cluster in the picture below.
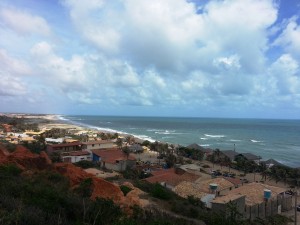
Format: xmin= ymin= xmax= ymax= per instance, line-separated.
xmin=0 ymin=116 xmax=298 ymax=222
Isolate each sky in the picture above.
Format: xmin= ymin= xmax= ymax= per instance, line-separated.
xmin=0 ymin=0 xmax=300 ymax=119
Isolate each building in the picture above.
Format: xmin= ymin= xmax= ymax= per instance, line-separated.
xmin=219 ymin=150 xmax=239 ymax=161
xmin=237 ymin=153 xmax=261 ymax=164
xmin=128 ymin=144 xmax=144 ymax=153
xmin=196 ymin=177 xmax=235 ymax=196
xmin=92 ymin=148 xmax=136 ymax=172
xmin=47 ymin=142 xmax=82 ymax=154
xmin=144 ymin=168 xmax=200 ymax=190
xmin=211 ymin=182 xmax=292 ymax=220
xmin=174 ymin=181 xmax=216 ymax=208
xmin=186 ymin=143 xmax=213 ymax=159
xmin=82 ymin=140 xmax=116 ymax=152
xmin=45 ymin=138 xmax=64 ymax=144
xmin=61 ymin=151 xmax=91 ymax=163
xmin=261 ymin=158 xmax=288 ymax=168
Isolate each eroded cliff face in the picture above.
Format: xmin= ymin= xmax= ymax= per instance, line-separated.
xmin=0 ymin=145 xmax=149 ymax=211
xmin=53 ymin=163 xmax=125 ymax=203
xmin=0 ymin=145 xmax=51 ymax=170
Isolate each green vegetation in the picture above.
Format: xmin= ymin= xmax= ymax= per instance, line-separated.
xmin=0 ymin=164 xmax=203 ymax=225
xmin=0 ymin=115 xmax=40 ymax=132
xmin=120 ymin=185 xmax=132 ymax=196
xmin=74 ymin=160 xmax=95 ymax=169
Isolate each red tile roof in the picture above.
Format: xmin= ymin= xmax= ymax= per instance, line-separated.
xmin=144 ymin=168 xmax=200 ymax=187
xmin=224 ymin=177 xmax=242 ymax=186
xmin=68 ymin=151 xmax=90 ymax=156
xmin=82 ymin=140 xmax=115 ymax=145
xmin=49 ymin=141 xmax=81 ymax=148
xmin=92 ymin=149 xmax=136 ymax=164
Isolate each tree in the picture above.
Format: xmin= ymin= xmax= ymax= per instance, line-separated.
xmin=116 ymin=138 xmax=123 ymax=149
xmin=259 ymin=162 xmax=269 ymax=181
xmin=165 ymin=154 xmax=177 ymax=168
xmin=122 ymin=146 xmax=130 ymax=159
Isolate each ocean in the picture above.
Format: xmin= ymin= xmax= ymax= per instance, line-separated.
xmin=60 ymin=115 xmax=300 ymax=168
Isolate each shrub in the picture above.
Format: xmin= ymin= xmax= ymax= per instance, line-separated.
xmin=74 ymin=160 xmax=95 ymax=169
xmin=0 ymin=164 xmax=22 ymax=177
xmin=150 ymin=183 xmax=172 ymax=200
xmin=120 ymin=185 xmax=132 ymax=196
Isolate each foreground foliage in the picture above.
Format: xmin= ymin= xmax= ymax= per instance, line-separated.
xmin=0 ymin=165 xmax=198 ymax=225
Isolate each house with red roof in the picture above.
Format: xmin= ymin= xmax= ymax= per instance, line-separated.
xmin=92 ymin=148 xmax=136 ymax=172
xmin=47 ymin=141 xmax=82 ymax=154
xmin=144 ymin=168 xmax=200 ymax=190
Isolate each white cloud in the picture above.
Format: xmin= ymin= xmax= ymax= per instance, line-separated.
xmin=0 ymin=8 xmax=51 ymax=36
xmin=2 ymin=0 xmax=300 ymax=117
xmin=0 ymin=49 xmax=32 ymax=75
xmin=273 ymin=16 xmax=300 ymax=58
xmin=269 ymin=54 xmax=300 ymax=95
xmin=213 ymin=55 xmax=241 ymax=71
xmin=0 ymin=73 xmax=27 ymax=96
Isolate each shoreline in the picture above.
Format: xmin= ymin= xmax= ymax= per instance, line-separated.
xmin=2 ymin=113 xmax=299 ymax=168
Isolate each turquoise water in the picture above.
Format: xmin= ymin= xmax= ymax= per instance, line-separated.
xmin=61 ymin=116 xmax=300 ymax=168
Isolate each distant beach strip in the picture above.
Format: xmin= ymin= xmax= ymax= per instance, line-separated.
xmin=59 ymin=115 xmax=300 ymax=168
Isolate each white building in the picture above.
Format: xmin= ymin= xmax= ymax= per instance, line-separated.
xmin=61 ymin=151 xmax=91 ymax=163
xmin=82 ymin=140 xmax=116 ymax=152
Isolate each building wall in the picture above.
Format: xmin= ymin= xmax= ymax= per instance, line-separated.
xmin=243 ymin=194 xmax=292 ymax=220
xmin=62 ymin=155 xmax=91 ymax=163
xmin=83 ymin=142 xmax=115 ymax=151
xmin=71 ymin=155 xmax=91 ymax=163
xmin=103 ymin=160 xmax=135 ymax=172
xmin=211 ymin=195 xmax=246 ymax=215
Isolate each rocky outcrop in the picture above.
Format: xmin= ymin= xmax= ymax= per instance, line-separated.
xmin=0 ymin=145 xmax=149 ymax=212
xmin=0 ymin=145 xmax=52 ymax=170
xmin=122 ymin=182 xmax=150 ymax=208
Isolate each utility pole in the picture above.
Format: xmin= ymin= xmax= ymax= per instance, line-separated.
xmin=295 ymin=189 xmax=298 ymax=225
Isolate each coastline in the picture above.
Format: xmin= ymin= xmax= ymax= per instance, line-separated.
xmin=3 ymin=113 xmax=300 ymax=168
xmin=38 ymin=114 xmax=155 ymax=144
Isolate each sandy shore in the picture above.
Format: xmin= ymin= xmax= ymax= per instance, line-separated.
xmin=17 ymin=114 xmax=296 ymax=190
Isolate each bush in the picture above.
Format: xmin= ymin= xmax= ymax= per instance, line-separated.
xmin=120 ymin=185 xmax=132 ymax=196
xmin=151 ymin=183 xmax=172 ymax=200
xmin=74 ymin=160 xmax=95 ymax=169
xmin=0 ymin=164 xmax=22 ymax=177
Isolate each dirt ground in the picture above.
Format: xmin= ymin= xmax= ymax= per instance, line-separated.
xmin=200 ymin=160 xmax=292 ymax=188
xmin=84 ymin=168 xmax=120 ymax=178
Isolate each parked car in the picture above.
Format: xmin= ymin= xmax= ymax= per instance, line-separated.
xmin=285 ymin=190 xmax=294 ymax=195
xmin=240 ymin=178 xmax=249 ymax=183
xmin=297 ymin=205 xmax=300 ymax=212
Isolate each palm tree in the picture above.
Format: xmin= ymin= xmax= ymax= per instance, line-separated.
xmin=116 ymin=138 xmax=123 ymax=149
xmin=259 ymin=162 xmax=268 ymax=181
xmin=122 ymin=146 xmax=130 ymax=159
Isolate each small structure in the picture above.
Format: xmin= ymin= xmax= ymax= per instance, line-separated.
xmin=261 ymin=159 xmax=288 ymax=168
xmin=219 ymin=150 xmax=239 ymax=162
xmin=196 ymin=177 xmax=235 ymax=196
xmin=211 ymin=182 xmax=292 ymax=220
xmin=61 ymin=151 xmax=91 ymax=163
xmin=45 ymin=138 xmax=64 ymax=144
xmin=92 ymin=148 xmax=136 ymax=172
xmin=128 ymin=144 xmax=144 ymax=153
xmin=236 ymin=153 xmax=261 ymax=164
xmin=186 ymin=143 xmax=213 ymax=159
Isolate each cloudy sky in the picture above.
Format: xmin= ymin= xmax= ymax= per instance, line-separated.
xmin=0 ymin=0 xmax=300 ymax=119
